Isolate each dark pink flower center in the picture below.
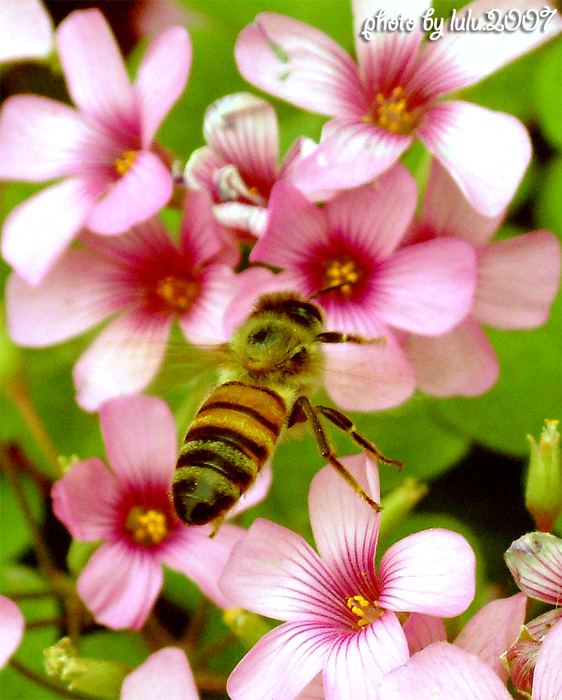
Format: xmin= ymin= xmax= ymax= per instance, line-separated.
xmin=346 ymin=594 xmax=384 ymax=629
xmin=364 ymin=86 xmax=418 ymax=135
xmin=322 ymin=256 xmax=362 ymax=296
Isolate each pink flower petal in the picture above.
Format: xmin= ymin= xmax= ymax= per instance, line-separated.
xmin=323 ymin=336 xmax=416 ymax=411
xmin=121 ymin=647 xmax=200 ymax=700
xmin=474 ymin=232 xmax=561 ymax=329
xmin=0 ymin=96 xmax=101 ymax=181
xmin=505 ymin=532 xmax=562 ymax=605
xmin=227 ymin=621 xmax=332 ymax=700
xmin=534 ymin=618 xmax=562 ymax=699
xmin=6 ymin=249 xmax=118 ymax=346
xmin=291 ymin=120 xmax=411 ymax=193
xmin=379 ymin=529 xmax=476 ymax=617
xmin=87 ymin=150 xmax=173 ymax=234
xmin=73 ymin=310 xmax=171 ymax=412
xmin=162 ymin=523 xmax=244 ymax=609
xmin=324 ymin=612 xmax=409 ymax=700
xmin=227 ymin=462 xmax=273 ymax=518
xmin=295 ymin=675 xmax=324 ymax=700
xmin=324 ymin=165 xmax=417 ymax=259
xmin=183 ymin=146 xmax=226 ymax=196
xmin=308 ymin=456 xmax=381 ymax=585
xmin=1 ymin=176 xmax=102 ymax=286
xmin=220 ymin=518 xmax=337 ymax=623
xmin=375 ymin=237 xmax=477 ymax=334
xmin=51 ymin=457 xmax=119 ymax=541
xmin=425 ymin=0 xmax=562 ymax=92
xmin=403 ymin=317 xmax=499 ymax=397
xmin=0 ymin=0 xmax=53 ymax=63
xmin=77 ymin=541 xmax=163 ymax=630
xmin=203 ymin=93 xmax=279 ymax=185
xmin=235 ymin=13 xmax=364 ymax=118
xmin=422 ymin=157 xmax=504 ymax=246
xmin=455 ymin=593 xmax=527 ymax=683
xmin=180 ymin=188 xmax=225 ymax=267
xmin=134 ymin=25 xmax=192 ymax=147
xmin=213 ymin=201 xmax=269 ymax=237
xmin=100 ymin=394 xmax=177 ymax=489
xmin=403 ymin=613 xmax=447 ymax=654
xmin=56 ymin=9 xmax=137 ymax=134
xmin=526 ymin=607 xmax=562 ymax=641
xmin=419 ymin=100 xmax=532 ymax=216
xmin=0 ymin=596 xmax=24 ymax=669
xmin=378 ymin=642 xmax=511 ymax=700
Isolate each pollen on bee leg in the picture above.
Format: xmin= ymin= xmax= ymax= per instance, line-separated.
xmin=126 ymin=506 xmax=168 ymax=546
xmin=115 ymin=150 xmax=138 ymax=176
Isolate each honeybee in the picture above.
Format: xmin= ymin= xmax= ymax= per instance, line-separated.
xmin=172 ymin=290 xmax=401 ymax=530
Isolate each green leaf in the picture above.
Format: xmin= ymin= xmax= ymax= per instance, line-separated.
xmin=0 ymin=475 xmax=43 ymax=561
xmin=535 ymin=157 xmax=562 ymax=236
xmin=533 ymin=39 xmax=562 ymax=150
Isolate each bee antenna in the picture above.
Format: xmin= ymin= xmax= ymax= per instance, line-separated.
xmin=307 ymin=282 xmax=349 ymax=301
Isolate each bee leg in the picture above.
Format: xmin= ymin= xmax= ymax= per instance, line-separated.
xmin=210 ymin=512 xmax=227 ymax=538
xmin=316 ymin=331 xmax=386 ymax=347
xmin=315 ymin=405 xmax=402 ymax=470
xmin=293 ymin=396 xmax=381 ymax=512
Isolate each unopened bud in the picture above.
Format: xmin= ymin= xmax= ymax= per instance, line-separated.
xmin=525 ymin=420 xmax=561 ymax=532
xmin=223 ymin=608 xmax=272 ymax=650
xmin=44 ymin=637 xmax=130 ymax=698
xmin=379 ymin=478 xmax=428 ymax=538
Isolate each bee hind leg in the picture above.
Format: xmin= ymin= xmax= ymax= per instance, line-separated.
xmin=294 ymin=396 xmax=381 ymax=513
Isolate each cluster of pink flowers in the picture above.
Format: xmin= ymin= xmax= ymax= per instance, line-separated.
xmin=1 ymin=1 xmax=561 ymax=699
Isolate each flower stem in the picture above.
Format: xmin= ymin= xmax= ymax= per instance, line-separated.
xmin=9 ymin=658 xmax=92 ymax=700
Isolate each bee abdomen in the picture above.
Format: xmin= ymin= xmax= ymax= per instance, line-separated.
xmin=172 ymin=382 xmax=287 ymax=526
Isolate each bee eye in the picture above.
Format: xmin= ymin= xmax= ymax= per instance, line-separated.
xmin=292 ymin=348 xmax=307 ymax=362
xmin=248 ymin=328 xmax=270 ymax=345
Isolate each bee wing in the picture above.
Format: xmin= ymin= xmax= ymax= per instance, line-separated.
xmin=323 ymin=337 xmax=416 ymax=412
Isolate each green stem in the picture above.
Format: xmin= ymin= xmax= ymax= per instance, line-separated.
xmin=9 ymin=659 xmax=92 ymax=700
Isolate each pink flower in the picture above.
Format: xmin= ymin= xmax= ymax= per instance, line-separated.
xmin=184 ymin=92 xmax=318 ymax=240
xmin=121 ymin=647 xmax=200 ymax=700
xmin=505 ymin=532 xmax=562 ymax=607
xmin=378 ymin=620 xmax=562 ymax=700
xmin=402 ymin=158 xmax=561 ymax=396
xmin=51 ymin=395 xmax=254 ymax=630
xmin=0 ymin=0 xmax=53 ymax=63
xmin=0 ymin=8 xmax=191 ymax=285
xmin=220 ymin=453 xmax=476 ymax=700
xmin=0 ymin=596 xmax=24 ymax=668
xmin=235 ymin=0 xmax=562 ymax=215
xmin=6 ymin=189 xmax=237 ymax=411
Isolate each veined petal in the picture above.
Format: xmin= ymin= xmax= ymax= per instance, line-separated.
xmin=73 ymin=310 xmax=171 ymax=412
xmin=162 ymin=523 xmax=244 ymax=609
xmin=213 ymin=202 xmax=269 ymax=237
xmin=324 ymin=335 xmax=416 ymax=411
xmin=455 ymin=593 xmax=527 ymax=683
xmin=0 ymin=96 xmax=102 ymax=181
xmin=203 ymin=93 xmax=279 ymax=185
xmin=308 ymin=457 xmax=380 ymax=586
xmin=121 ymin=648 xmax=199 ymax=700
xmin=474 ymin=232 xmax=561 ymax=329
xmin=56 ymin=9 xmax=137 ymax=133
xmin=378 ymin=642 xmax=512 ymax=700
xmin=0 ymin=0 xmax=53 ymax=63
xmin=422 ymin=157 xmax=504 ymax=246
xmin=505 ymin=532 xmax=562 ymax=605
xmin=100 ymin=395 xmax=177 ymax=489
xmin=424 ymin=0 xmax=562 ymax=92
xmin=51 ymin=457 xmax=119 ymax=541
xmin=0 ymin=597 xmax=24 ymax=669
xmin=134 ymin=25 xmax=192 ymax=147
xmin=183 ymin=145 xmax=226 ymax=196
xmin=291 ymin=120 xmax=411 ymax=192
xmin=227 ymin=621 xmax=333 ymax=700
xmin=87 ymin=150 xmax=173 ymax=234
xmin=403 ymin=613 xmax=447 ymax=654
xmin=6 ymin=249 xmax=118 ymax=346
xmin=220 ymin=518 xmax=340 ymax=623
xmin=324 ymin=612 xmax=409 ymax=700
xmin=180 ymin=188 xmax=224 ymax=266
xmin=251 ymin=182 xmax=329 ymax=268
xmin=1 ymin=176 xmax=102 ymax=286
xmin=419 ymin=101 xmax=532 ymax=216
xmin=403 ymin=318 xmax=499 ymax=397
xmin=375 ymin=237 xmax=477 ymax=334
xmin=295 ymin=675 xmax=324 ymax=700
xmin=379 ymin=529 xmax=476 ymax=617
xmin=534 ymin=618 xmax=562 ymax=699
xmin=77 ymin=541 xmax=163 ymax=631
xmin=235 ymin=13 xmax=364 ymax=118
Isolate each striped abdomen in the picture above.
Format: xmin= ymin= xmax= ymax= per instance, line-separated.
xmin=172 ymin=381 xmax=287 ymax=526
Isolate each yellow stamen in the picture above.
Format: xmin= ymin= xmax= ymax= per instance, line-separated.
xmin=126 ymin=506 xmax=168 ymax=546
xmin=155 ymin=275 xmax=199 ymax=315
xmin=364 ymin=86 xmax=415 ymax=135
xmin=347 ymin=594 xmax=383 ymax=629
xmin=323 ymin=256 xmax=362 ymax=295
xmin=115 ymin=150 xmax=138 ymax=176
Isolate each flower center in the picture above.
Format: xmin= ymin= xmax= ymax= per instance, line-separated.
xmin=155 ymin=275 xmax=199 ymax=315
xmin=323 ymin=256 xmax=362 ymax=295
xmin=115 ymin=150 xmax=138 ymax=176
xmin=347 ymin=594 xmax=384 ymax=629
xmin=365 ymin=87 xmax=415 ymax=135
xmin=126 ymin=506 xmax=168 ymax=547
